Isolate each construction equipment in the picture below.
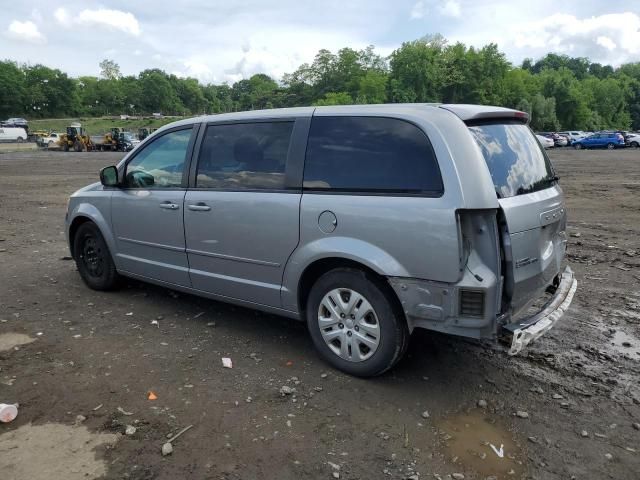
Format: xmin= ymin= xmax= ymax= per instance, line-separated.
xmin=92 ymin=127 xmax=129 ymax=151
xmin=138 ymin=127 xmax=156 ymax=141
xmin=59 ymin=123 xmax=93 ymax=152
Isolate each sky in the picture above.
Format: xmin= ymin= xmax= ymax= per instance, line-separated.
xmin=1 ymin=1 xmax=639 ymax=84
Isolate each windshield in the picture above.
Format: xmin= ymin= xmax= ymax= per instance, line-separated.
xmin=468 ymin=122 xmax=556 ymax=198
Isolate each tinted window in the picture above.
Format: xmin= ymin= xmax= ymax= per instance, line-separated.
xmin=125 ymin=128 xmax=192 ymax=188
xmin=304 ymin=116 xmax=443 ymax=194
xmin=468 ymin=123 xmax=555 ymax=198
xmin=196 ymin=122 xmax=294 ymax=190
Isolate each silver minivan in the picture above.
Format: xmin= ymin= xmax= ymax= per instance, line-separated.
xmin=65 ymin=104 xmax=577 ymax=376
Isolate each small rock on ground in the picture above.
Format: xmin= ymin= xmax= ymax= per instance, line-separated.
xmin=452 ymin=473 xmax=465 ymax=480
xmin=515 ymin=411 xmax=529 ymax=419
xmin=162 ymin=442 xmax=173 ymax=456
xmin=477 ymin=399 xmax=488 ymax=408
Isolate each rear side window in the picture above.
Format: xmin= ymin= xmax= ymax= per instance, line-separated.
xmin=304 ymin=116 xmax=443 ymax=194
xmin=468 ymin=122 xmax=555 ymax=198
xmin=196 ymin=122 xmax=294 ymax=190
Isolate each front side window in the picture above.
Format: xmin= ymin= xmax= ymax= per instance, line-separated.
xmin=196 ymin=122 xmax=294 ymax=190
xmin=303 ymin=116 xmax=443 ymax=194
xmin=125 ymin=128 xmax=192 ymax=188
xmin=468 ymin=122 xmax=555 ymax=198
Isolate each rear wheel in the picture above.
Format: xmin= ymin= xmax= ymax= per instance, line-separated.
xmin=632 ymin=141 xmax=639 ymax=149
xmin=16 ymin=137 xmax=24 ymax=143
xmin=73 ymin=222 xmax=119 ymax=290
xmin=306 ymin=268 xmax=408 ymax=377
xmin=607 ymin=143 xmax=615 ymax=150
xmin=574 ymin=143 xmax=582 ymax=150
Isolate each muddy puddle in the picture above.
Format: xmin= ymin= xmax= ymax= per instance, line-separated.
xmin=437 ymin=411 xmax=526 ymax=479
xmin=0 ymin=333 xmax=35 ymax=352
xmin=608 ymin=330 xmax=640 ymax=357
xmin=0 ymin=423 xmax=118 ymax=479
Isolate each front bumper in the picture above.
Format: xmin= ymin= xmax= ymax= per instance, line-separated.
xmin=500 ymin=266 xmax=577 ymax=355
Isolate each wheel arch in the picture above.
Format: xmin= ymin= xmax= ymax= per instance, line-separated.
xmin=294 ymin=256 xmax=406 ymax=326
xmin=67 ymin=202 xmax=116 ymax=261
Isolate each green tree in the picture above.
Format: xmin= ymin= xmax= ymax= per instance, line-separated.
xmin=313 ymin=92 xmax=353 ymax=106
xmin=388 ymin=38 xmax=446 ymax=102
xmin=99 ymin=59 xmax=122 ymax=80
xmin=0 ymin=61 xmax=26 ymax=117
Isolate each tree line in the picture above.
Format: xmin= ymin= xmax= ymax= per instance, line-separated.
xmin=1 ymin=34 xmax=639 ymax=131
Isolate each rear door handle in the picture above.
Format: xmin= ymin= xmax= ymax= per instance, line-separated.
xmin=159 ymin=202 xmax=180 ymax=210
xmin=188 ymin=203 xmax=211 ymax=212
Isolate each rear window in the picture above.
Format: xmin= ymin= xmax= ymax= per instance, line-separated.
xmin=468 ymin=122 xmax=555 ymax=198
xmin=304 ymin=116 xmax=443 ymax=194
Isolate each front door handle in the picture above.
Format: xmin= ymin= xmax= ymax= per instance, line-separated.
xmin=188 ymin=203 xmax=211 ymax=212
xmin=159 ymin=202 xmax=180 ymax=210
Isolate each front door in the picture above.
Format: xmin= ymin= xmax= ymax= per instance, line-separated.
xmin=111 ymin=127 xmax=195 ymax=287
xmin=184 ymin=120 xmax=303 ymax=307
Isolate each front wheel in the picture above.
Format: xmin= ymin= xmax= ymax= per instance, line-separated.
xmin=574 ymin=143 xmax=582 ymax=150
xmin=73 ymin=222 xmax=119 ymax=290
xmin=306 ymin=268 xmax=408 ymax=377
xmin=607 ymin=143 xmax=615 ymax=150
xmin=632 ymin=141 xmax=639 ymax=149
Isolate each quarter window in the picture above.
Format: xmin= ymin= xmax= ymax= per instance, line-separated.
xmin=125 ymin=128 xmax=192 ymax=188
xmin=303 ymin=116 xmax=443 ymax=194
xmin=196 ymin=122 xmax=294 ymax=190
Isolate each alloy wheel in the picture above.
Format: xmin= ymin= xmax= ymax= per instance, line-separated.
xmin=317 ymin=288 xmax=381 ymax=362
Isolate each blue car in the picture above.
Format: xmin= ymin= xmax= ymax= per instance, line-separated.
xmin=572 ymin=132 xmax=625 ymax=149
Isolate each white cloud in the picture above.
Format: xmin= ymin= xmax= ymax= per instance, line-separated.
xmin=6 ymin=20 xmax=45 ymax=44
xmin=439 ymin=0 xmax=461 ymax=18
xmin=54 ymin=7 xmax=141 ymax=36
xmin=54 ymin=8 xmax=69 ymax=24
xmin=410 ymin=1 xmax=427 ymax=20
xmin=596 ymin=35 xmax=616 ymax=51
xmin=512 ymin=12 xmax=640 ymax=64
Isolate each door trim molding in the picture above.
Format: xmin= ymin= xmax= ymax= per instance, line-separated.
xmin=186 ymin=248 xmax=280 ymax=267
xmin=118 ymin=236 xmax=185 ymax=252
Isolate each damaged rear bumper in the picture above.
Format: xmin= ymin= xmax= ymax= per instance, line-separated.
xmin=500 ymin=266 xmax=577 ymax=355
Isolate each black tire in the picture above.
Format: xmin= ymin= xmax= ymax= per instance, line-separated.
xmin=631 ymin=141 xmax=639 ymax=149
xmin=17 ymin=137 xmax=24 ymax=143
xmin=607 ymin=143 xmax=615 ymax=150
xmin=574 ymin=143 xmax=582 ymax=150
xmin=73 ymin=222 xmax=119 ymax=290
xmin=63 ymin=143 xmax=69 ymax=152
xmin=306 ymin=268 xmax=408 ymax=377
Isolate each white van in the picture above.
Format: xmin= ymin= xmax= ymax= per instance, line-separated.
xmin=0 ymin=127 xmax=28 ymax=142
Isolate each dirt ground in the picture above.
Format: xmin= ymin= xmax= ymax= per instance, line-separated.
xmin=0 ymin=148 xmax=638 ymax=480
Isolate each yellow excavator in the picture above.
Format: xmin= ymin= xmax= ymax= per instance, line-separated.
xmin=59 ymin=123 xmax=93 ymax=152
xmin=93 ymin=127 xmax=126 ymax=151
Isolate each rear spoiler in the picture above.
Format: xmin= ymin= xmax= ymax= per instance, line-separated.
xmin=439 ymin=104 xmax=529 ymax=124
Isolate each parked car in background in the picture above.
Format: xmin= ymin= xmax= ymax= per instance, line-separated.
xmin=120 ymin=132 xmax=141 ymax=151
xmin=572 ymin=132 xmax=625 ymax=149
xmin=38 ymin=132 xmax=62 ymax=149
xmin=539 ymin=132 xmax=566 ymax=147
xmin=0 ymin=127 xmax=28 ymax=142
xmin=2 ymin=117 xmax=28 ymax=129
xmin=557 ymin=133 xmax=571 ymax=146
xmin=626 ymin=133 xmax=640 ymax=148
xmin=65 ymin=104 xmax=576 ymax=377
xmin=536 ymin=134 xmax=554 ymax=149
xmin=559 ymin=131 xmax=586 ymax=142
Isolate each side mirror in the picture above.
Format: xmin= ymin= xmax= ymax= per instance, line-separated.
xmin=100 ymin=166 xmax=119 ymax=187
